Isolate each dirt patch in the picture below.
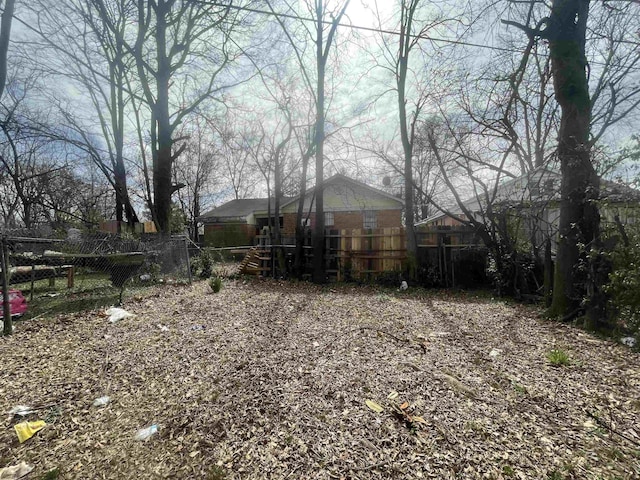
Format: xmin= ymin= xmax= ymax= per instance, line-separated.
xmin=1 ymin=279 xmax=639 ymax=479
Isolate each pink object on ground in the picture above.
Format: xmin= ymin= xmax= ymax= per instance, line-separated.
xmin=0 ymin=289 xmax=28 ymax=317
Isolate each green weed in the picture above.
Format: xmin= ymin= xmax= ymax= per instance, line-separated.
xmin=209 ymin=276 xmax=223 ymax=293
xmin=41 ymin=469 xmax=60 ymax=480
xmin=207 ymin=465 xmax=226 ymax=480
xmin=547 ymin=470 xmax=564 ymax=480
xmin=502 ymin=465 xmax=515 ymax=477
xmin=546 ymin=349 xmax=570 ymax=366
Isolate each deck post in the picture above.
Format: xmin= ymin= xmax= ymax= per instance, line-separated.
xmin=1 ymin=235 xmax=11 ymax=335
xmin=67 ymin=266 xmax=75 ymax=289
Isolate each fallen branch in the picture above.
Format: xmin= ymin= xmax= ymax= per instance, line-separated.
xmin=586 ymin=410 xmax=640 ymax=448
xmin=349 ymin=461 xmax=389 ymax=472
xmin=357 ymin=326 xmax=410 ymax=344
xmin=356 ymin=326 xmax=427 ymax=353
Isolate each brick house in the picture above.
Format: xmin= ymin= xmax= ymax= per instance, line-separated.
xmin=280 ymin=174 xmax=404 ymax=237
xmin=198 ymin=174 xmax=404 ymax=247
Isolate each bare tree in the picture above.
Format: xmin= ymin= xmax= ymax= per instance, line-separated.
xmin=93 ymin=0 xmax=252 ymax=234
xmin=22 ymin=0 xmax=140 ymax=224
xmin=0 ymin=0 xmax=15 ymax=101
xmin=502 ymin=0 xmax=640 ymax=322
xmin=36 ymin=164 xmax=115 ymax=228
xmin=173 ymin=116 xmax=221 ymax=242
xmin=210 ymin=117 xmax=260 ymax=201
xmin=0 ymin=0 xmax=16 ymax=336
xmin=266 ymin=0 xmax=350 ymax=283
xmin=243 ymin=65 xmax=303 ymax=275
xmin=0 ymin=70 xmax=70 ymax=229
xmin=362 ymin=0 xmax=469 ymax=263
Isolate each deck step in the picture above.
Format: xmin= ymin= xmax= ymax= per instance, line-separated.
xmin=238 ymin=246 xmax=272 ymax=276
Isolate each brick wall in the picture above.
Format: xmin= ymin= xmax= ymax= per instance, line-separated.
xmin=282 ymin=209 xmax=402 ymax=234
xmin=376 ymin=209 xmax=402 ymax=228
xmin=332 ymin=212 xmax=362 ymax=230
xmin=204 ymin=223 xmax=256 ymax=247
xmin=283 ymin=213 xmax=296 ymax=235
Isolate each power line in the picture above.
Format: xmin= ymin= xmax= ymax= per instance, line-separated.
xmin=205 ymin=1 xmax=523 ymax=54
xmin=205 ymin=0 xmax=640 ymax=69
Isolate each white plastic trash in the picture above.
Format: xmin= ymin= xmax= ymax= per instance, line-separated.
xmin=0 ymin=461 xmax=34 ymax=479
xmin=399 ymin=281 xmax=408 ymax=291
xmin=106 ymin=307 xmax=134 ymax=323
xmin=621 ymin=336 xmax=637 ymax=348
xmin=8 ymin=405 xmax=34 ymax=417
xmin=489 ymin=348 xmax=502 ymax=358
xmin=92 ymin=396 xmax=111 ymax=407
xmin=135 ymin=424 xmax=159 ymax=441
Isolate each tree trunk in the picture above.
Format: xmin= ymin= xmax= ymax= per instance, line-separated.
xmin=112 ymin=55 xmax=138 ymax=225
xmin=153 ymin=2 xmax=173 ymax=235
xmin=274 ymin=153 xmax=285 ymax=277
xmin=312 ymin=3 xmax=326 ymax=284
xmin=0 ymin=0 xmax=15 ymax=101
xmin=397 ymin=1 xmax=418 ymax=273
xmin=192 ymin=196 xmax=200 ymax=243
xmin=544 ymin=237 xmax=553 ymax=307
xmin=398 ymin=56 xmax=417 ymax=263
xmin=547 ymin=0 xmax=600 ymax=320
xmin=294 ymin=153 xmax=310 ymax=279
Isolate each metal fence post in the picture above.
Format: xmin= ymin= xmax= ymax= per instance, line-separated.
xmin=184 ymin=236 xmax=192 ymax=284
xmin=1 ymin=235 xmax=12 ymax=335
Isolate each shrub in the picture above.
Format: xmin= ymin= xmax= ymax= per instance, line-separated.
xmin=209 ymin=276 xmax=223 ymax=293
xmin=403 ymin=252 xmax=418 ymax=281
xmin=191 ymin=249 xmax=214 ymax=278
xmin=374 ymin=270 xmax=403 ymax=288
xmin=341 ymin=258 xmax=353 ymax=283
xmin=604 ymin=224 xmax=640 ymax=338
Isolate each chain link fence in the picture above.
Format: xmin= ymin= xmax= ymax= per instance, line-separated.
xmin=1 ymin=229 xmax=192 ymax=325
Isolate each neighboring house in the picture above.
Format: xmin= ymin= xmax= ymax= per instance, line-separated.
xmin=416 ymin=168 xmax=640 ymax=250
xmin=198 ymin=174 xmax=404 ymax=247
xmin=197 ymin=198 xmax=276 ymax=247
xmin=280 ymin=174 xmax=404 ymax=236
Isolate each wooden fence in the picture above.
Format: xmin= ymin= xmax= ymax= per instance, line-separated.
xmin=327 ymin=227 xmax=406 ymax=281
xmin=247 ymin=226 xmax=487 ymax=286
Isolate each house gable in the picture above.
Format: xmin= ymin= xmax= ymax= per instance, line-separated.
xmin=281 ymin=174 xmax=404 ymax=214
xmin=198 ymin=198 xmax=270 ymax=224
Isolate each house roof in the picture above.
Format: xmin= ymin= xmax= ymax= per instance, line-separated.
xmin=199 ymin=175 xmax=404 ymax=223
xmin=600 ymin=178 xmax=640 ymax=202
xmin=198 ymin=198 xmax=270 ymax=222
xmin=415 ymin=167 xmax=640 ymax=226
xmin=280 ymin=173 xmax=404 ymax=210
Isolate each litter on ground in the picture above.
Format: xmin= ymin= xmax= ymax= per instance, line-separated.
xmin=105 ymin=307 xmax=134 ymax=323
xmin=14 ymin=420 xmax=46 ymax=443
xmin=0 ymin=462 xmax=33 ymax=480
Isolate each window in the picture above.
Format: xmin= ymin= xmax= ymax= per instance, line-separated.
xmin=529 ymin=184 xmax=540 ymax=197
xmin=544 ymin=179 xmax=555 ymax=194
xmin=363 ymin=210 xmax=377 ymax=229
xmin=325 ymin=212 xmax=334 ymax=226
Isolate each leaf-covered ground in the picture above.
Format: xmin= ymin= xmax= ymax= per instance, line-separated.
xmin=1 ymin=279 xmax=639 ymax=479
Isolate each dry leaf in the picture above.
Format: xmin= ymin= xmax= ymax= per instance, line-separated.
xmin=0 ymin=279 xmax=636 ymax=479
xmin=365 ymin=400 xmax=384 ymax=413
